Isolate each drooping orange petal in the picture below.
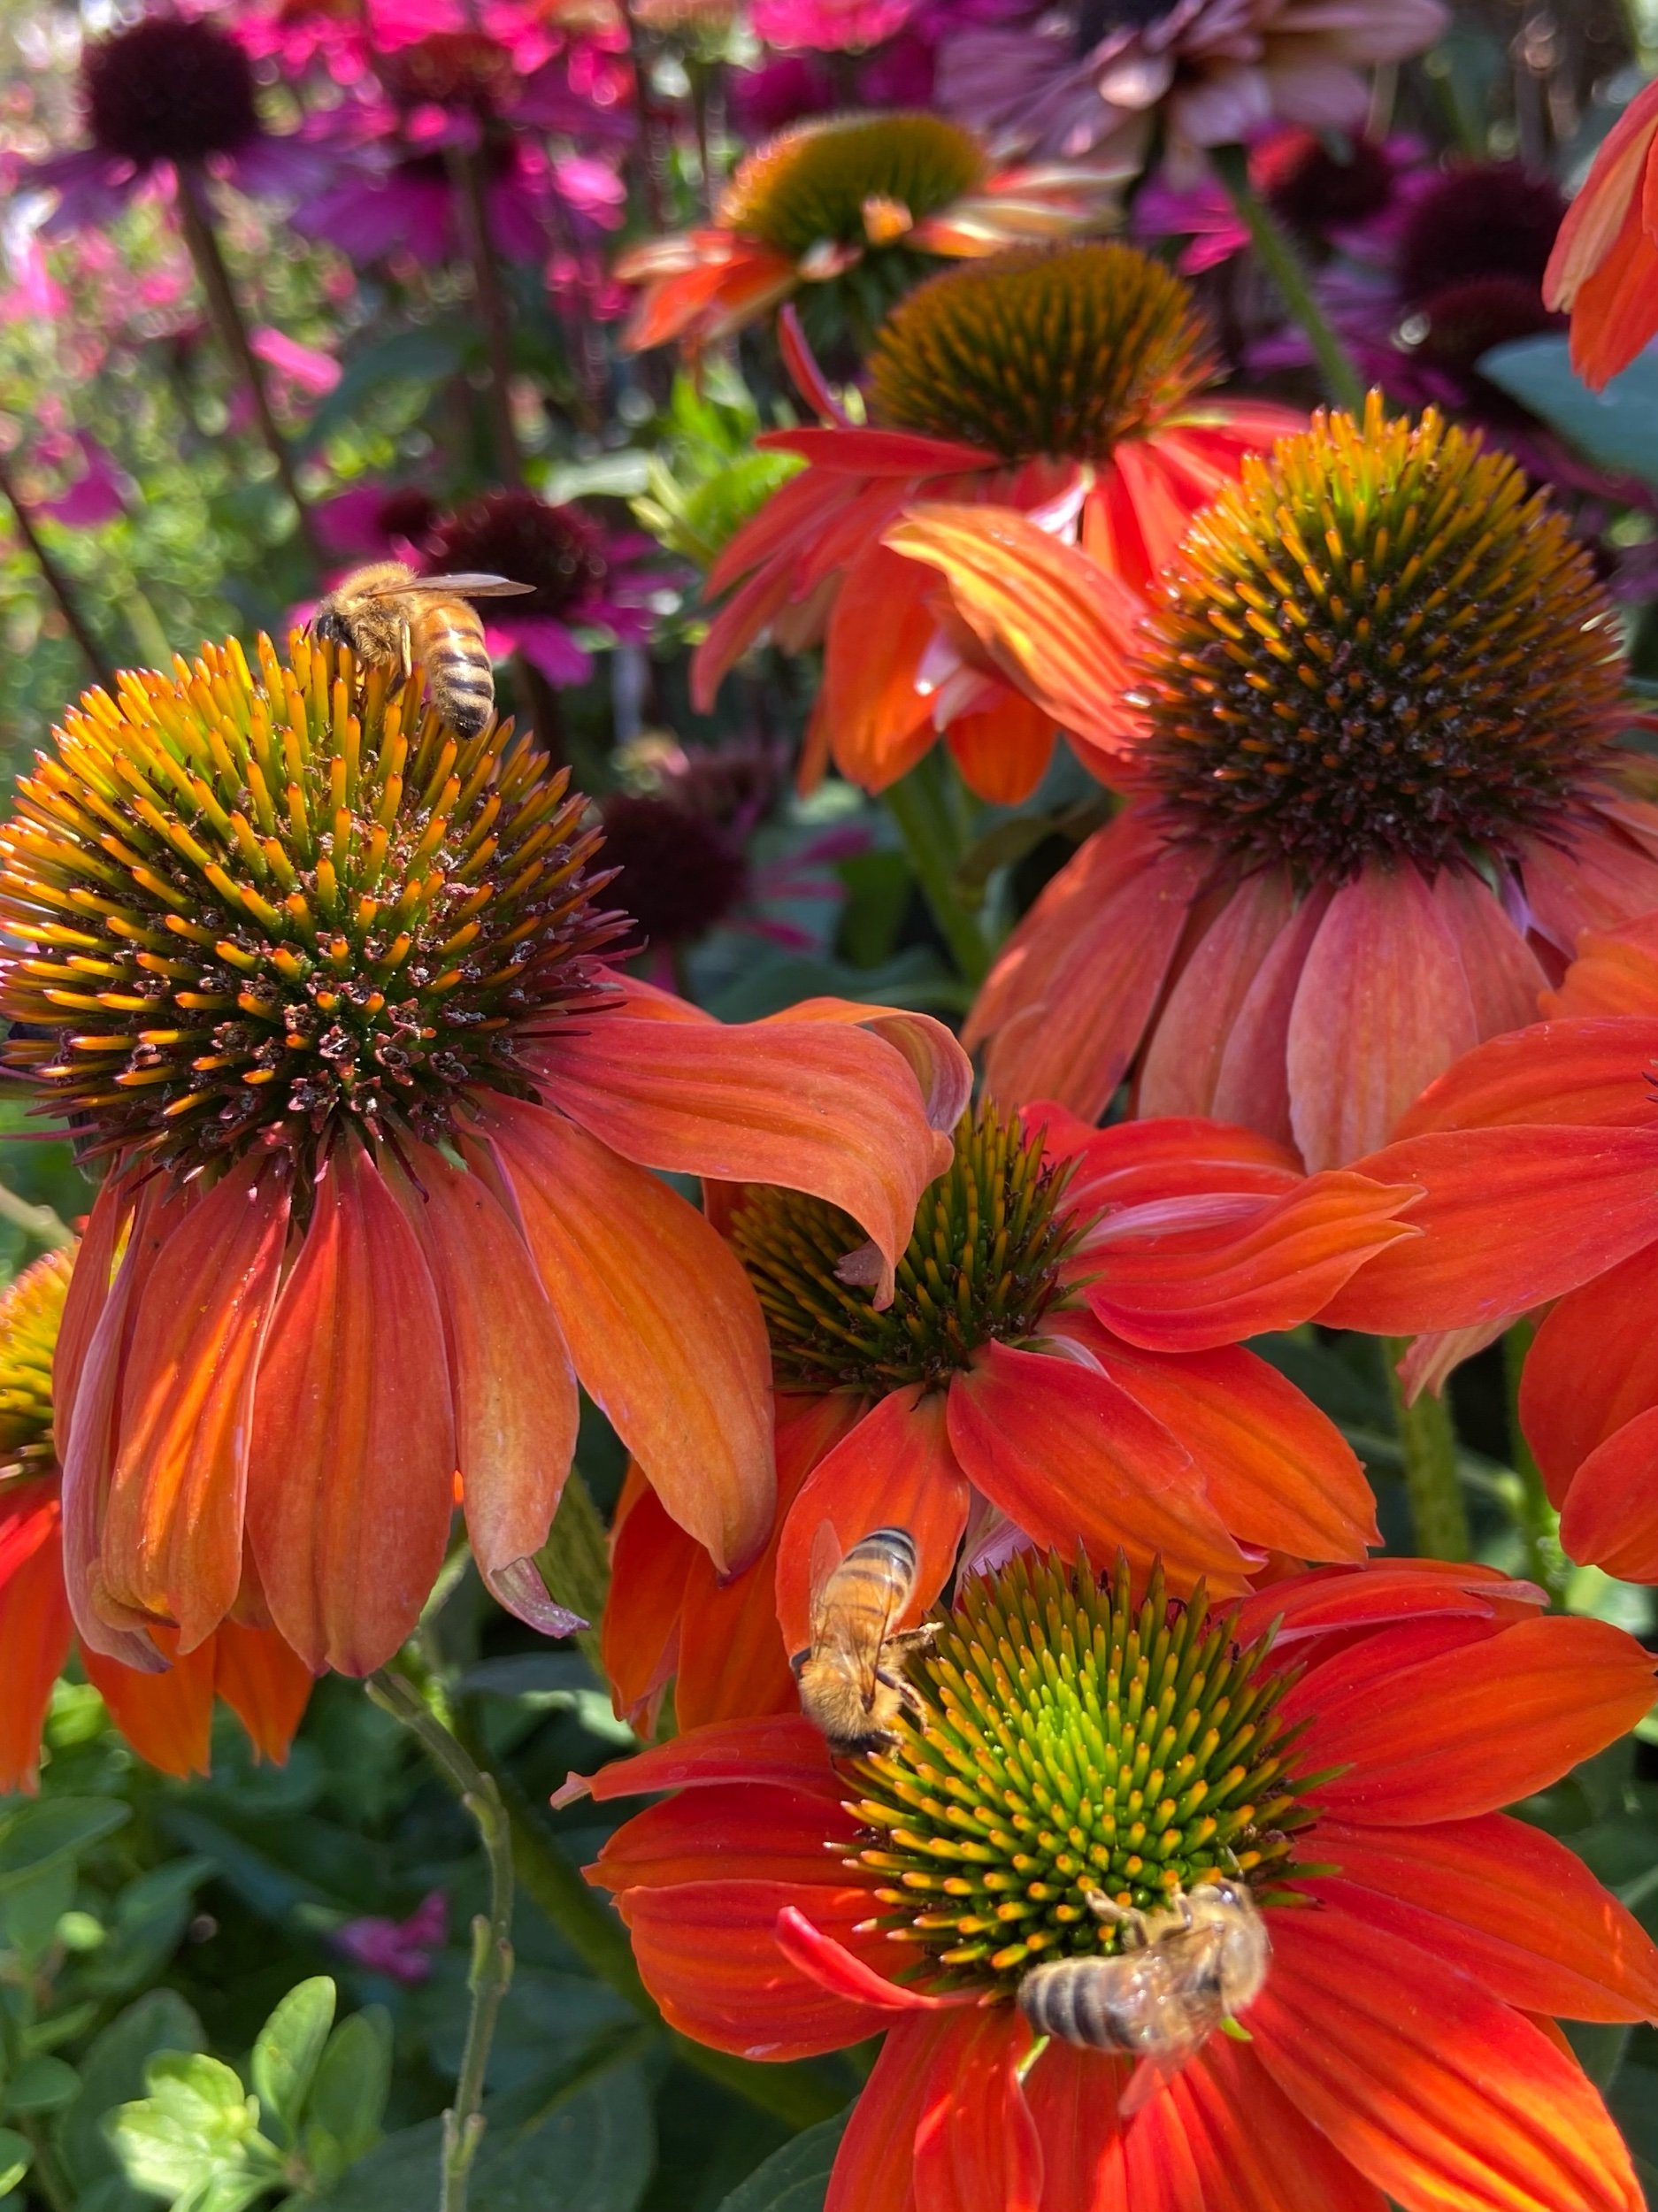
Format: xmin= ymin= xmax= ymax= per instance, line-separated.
xmin=976 ymin=820 xmax=1211 ymax=1120
xmin=475 ymin=1095 xmax=772 ymax=1577
xmin=1545 ymin=79 xmax=1658 ymax=306
xmin=100 ymin=1156 xmax=290 ymax=1653
xmin=1078 ymin=1333 xmax=1378 ymax=1562
xmin=398 ymin=1145 xmax=580 ymax=1631
xmin=760 ymin=997 xmax=971 ymax=1135
xmin=1316 ymin=1817 xmax=1658 ymax=2025
xmin=758 ymin=426 xmax=996 ymax=475
xmin=944 ymin=1341 xmax=1247 ymax=1594
xmin=1229 ymin=1559 xmax=1539 ymax=1651
xmin=0 ymin=1483 xmax=73 ymax=1793
xmin=1317 ymin=1125 xmax=1658 ymax=1336
xmin=210 ymin=1618 xmax=313 ymax=1763
xmin=774 ymin=1387 xmax=969 ymax=1655
xmin=776 ymin=1905 xmax=979 ymax=2016
xmin=678 ymin=1394 xmax=863 ymax=1731
xmin=52 ymin=1170 xmax=131 ymax=1463
xmin=602 ymin=1472 xmax=690 ymax=1729
xmin=1209 ymin=882 xmax=1332 ymax=1152
xmin=1524 ymin=817 xmax=1658 ymax=952
xmin=1139 ymin=872 xmax=1299 ymax=1120
xmin=533 ymin=1007 xmax=962 ymax=1310
xmin=1043 ymin=1104 xmax=1301 ymax=1194
xmin=821 ymin=543 xmax=940 ymax=794
xmin=1286 ymin=862 xmax=1479 ymax=1171
xmin=1079 ymin=1169 xmax=1420 ymax=1350
xmin=827 ymin=2016 xmax=940 ymax=2212
xmin=884 ymin=502 xmax=1145 ymax=758
xmin=1251 ymin=1901 xmax=1644 ymax=2212
xmin=1558 ymin=1405 xmax=1658 ymax=1581
xmin=1430 ymin=867 xmax=1550 ymax=1039
xmin=1282 ymin=1615 xmax=1655 ymax=1825
xmin=610 ymin=1882 xmax=892 ymax=2058
xmin=246 ymin=1145 xmax=456 ymax=1675
xmin=1520 ymin=1242 xmax=1658 ymax=1503
xmin=1393 ymin=1017 xmax=1658 ymax=1137
xmin=83 ymin=1632 xmax=217 ymax=1779
xmin=945 ymin=688 xmax=1056 ymax=805
xmin=913 ymin=2007 xmax=1041 ymax=2212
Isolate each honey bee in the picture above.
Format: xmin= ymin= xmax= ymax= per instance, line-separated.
xmin=791 ymin=1523 xmax=936 ymax=1756
xmin=311 ymin=561 xmax=533 ymax=737
xmin=1017 ymin=1876 xmax=1270 ymax=2114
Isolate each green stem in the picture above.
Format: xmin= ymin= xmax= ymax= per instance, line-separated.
xmin=1382 ymin=1338 xmax=1472 ymax=1562
xmin=0 ymin=1175 xmax=73 ymax=1248
xmin=449 ymin=143 xmax=525 ymax=485
xmin=1501 ymin=1319 xmax=1570 ymax=1601
xmin=367 ymin=1671 xmax=515 ymax=2212
xmin=388 ymin=1654 xmax=846 ymax=2132
xmin=0 ymin=449 xmax=114 ymax=689
xmin=1210 ymin=143 xmax=1366 ymax=414
xmin=173 ymin=167 xmax=323 ymax=575
xmin=884 ymin=751 xmax=992 ymax=987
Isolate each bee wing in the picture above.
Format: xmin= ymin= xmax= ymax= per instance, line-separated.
xmin=806 ymin=1519 xmax=848 ymax=1651
xmin=807 ymin=1521 xmax=894 ymax=1707
xmin=356 ymin=572 xmax=536 ymax=601
xmin=1117 ymin=2050 xmax=1197 ymax=2120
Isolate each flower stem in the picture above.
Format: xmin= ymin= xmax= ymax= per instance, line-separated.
xmin=449 ymin=144 xmax=526 ymax=486
xmin=0 ymin=1175 xmax=73 ymax=1248
xmin=1501 ymin=1318 xmax=1570 ymax=1601
xmin=0 ymin=450 xmax=115 ymax=689
xmin=1382 ymin=1337 xmax=1472 ymax=1562
xmin=883 ymin=751 xmax=992 ymax=987
xmin=1210 ymin=142 xmax=1367 ymax=414
xmin=173 ymin=167 xmax=323 ymax=576
xmin=366 ymin=1669 xmax=514 ymax=2212
xmin=383 ymin=1652 xmax=847 ymax=2132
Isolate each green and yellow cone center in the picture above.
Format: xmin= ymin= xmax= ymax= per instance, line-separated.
xmin=867 ymin=244 xmax=1217 ymax=463
xmin=0 ymin=634 xmax=627 ymax=1177
xmin=1140 ymin=393 xmax=1625 ymax=880
xmin=730 ymin=1103 xmax=1085 ymax=1394
xmin=0 ymin=1245 xmax=73 ymax=1479
xmin=848 ymin=1554 xmax=1316 ymax=1993
xmin=719 ymin=112 xmax=986 ymax=260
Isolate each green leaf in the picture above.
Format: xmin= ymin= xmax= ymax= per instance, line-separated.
xmin=301 ymin=2009 xmax=391 ymax=2178
xmin=717 ymin=2112 xmax=850 ymax=2212
xmin=0 ymin=2128 xmax=30 ymax=2196
xmin=4 ymin=2055 xmax=81 ymax=2116
xmin=0 ymin=1798 xmax=129 ymax=1893
xmin=1479 ymin=336 xmax=1658 ymax=488
xmin=297 ymin=326 xmax=471 ymax=452
xmin=56 ymin=1989 xmax=205 ymax=2199
xmin=104 ymin=2053 xmax=270 ymax=2200
xmin=250 ymin=1980 xmax=336 ymax=2147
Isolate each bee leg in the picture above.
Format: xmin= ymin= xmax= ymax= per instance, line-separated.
xmin=400 ymin=630 xmax=413 ymax=682
xmin=888 ymin=1622 xmax=940 ymax=1655
xmin=1084 ymin=1890 xmax=1151 ymax=1948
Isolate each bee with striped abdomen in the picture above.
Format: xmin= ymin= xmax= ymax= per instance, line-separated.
xmin=311 ymin=562 xmax=533 ymax=737
xmin=792 ymin=1524 xmax=936 ymax=1756
xmin=1017 ymin=1876 xmax=1269 ymax=2113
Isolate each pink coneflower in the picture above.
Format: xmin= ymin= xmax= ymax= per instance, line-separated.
xmin=22 ymin=13 xmax=334 ymax=234
xmin=938 ymin=0 xmax=1448 ymax=176
xmin=1133 ymin=124 xmax=1409 ymax=273
xmin=750 ymin=0 xmax=917 ymax=46
xmin=423 ymin=491 xmax=664 ymax=684
xmin=333 ymin=1890 xmax=449 ymax=1984
xmin=314 ymin=480 xmax=442 ymax=562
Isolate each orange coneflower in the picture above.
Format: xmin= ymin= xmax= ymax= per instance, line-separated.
xmin=695 ymin=242 xmax=1302 ymax=803
xmin=892 ymin=395 xmax=1658 ymax=1163
xmin=580 ymin=1552 xmax=1657 ymax=2212
xmin=1544 ymin=77 xmax=1658 ymax=391
xmin=601 ymin=1098 xmax=1418 ymax=1732
xmin=617 ymin=110 xmax=1125 ymax=357
xmin=0 ymin=1246 xmax=311 ymax=1792
xmin=0 ymin=634 xmax=968 ymax=1677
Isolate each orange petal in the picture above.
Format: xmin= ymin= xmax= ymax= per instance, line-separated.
xmin=100 ymin=1156 xmax=290 ymax=1653
xmin=1150 ymin=2034 xmax=1390 ymax=2212
xmin=246 ymin=1145 xmax=457 ymax=1675
xmin=83 ymin=1630 xmax=216 ymax=1779
xmin=1079 ymin=1167 xmax=1420 ymax=1350
xmin=534 ymin=1009 xmax=961 ymax=1310
xmin=1546 ymin=914 xmax=1658 ymax=1018
xmin=210 ymin=1618 xmax=313 ymax=1763
xmin=476 ymin=1095 xmax=773 ymax=1576
xmin=1559 ymin=1405 xmax=1658 ymax=1581
xmin=1251 ymin=1899 xmax=1643 ymax=2212
xmin=913 ymin=2007 xmax=1041 ymax=2212
xmin=945 ymin=1341 xmax=1247 ymax=1594
xmin=0 ymin=1483 xmax=73 ymax=1793
xmin=827 ymin=2016 xmax=944 ymax=2212
xmin=1283 ymin=1614 xmax=1655 ymax=1824
xmin=1431 ymin=866 xmax=1550 ymax=1040
xmin=946 ymin=689 xmax=1056 ymax=804
xmin=884 ymin=501 xmax=1145 ymax=757
xmin=759 ymin=997 xmax=971 ymax=1135
xmin=1520 ymin=1243 xmax=1658 ymax=1503
xmin=1286 ymin=862 xmax=1478 ymax=1171
xmin=603 ymin=1472 xmax=691 ymax=1729
xmin=1139 ymin=872 xmax=1299 ymax=1120
xmin=774 ymin=1388 xmax=969 ymax=1655
xmin=1318 ymin=1125 xmax=1658 ymax=1336
xmin=52 ymin=1170 xmax=131 ymax=1463
xmin=821 ymin=544 xmax=939 ymax=794
xmin=1080 ymin=1334 xmax=1378 ymax=1563
xmin=1209 ymin=883 xmax=1333 ymax=1152
xmin=1393 ymin=1016 xmax=1658 ymax=1137
xmin=1316 ymin=1817 xmax=1658 ymax=2025
xmin=399 ymin=1145 xmax=579 ymax=1630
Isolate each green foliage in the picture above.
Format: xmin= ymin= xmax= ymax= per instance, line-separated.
xmin=631 ymin=365 xmax=804 ymax=571
xmin=713 ymin=2114 xmax=848 ymax=2212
